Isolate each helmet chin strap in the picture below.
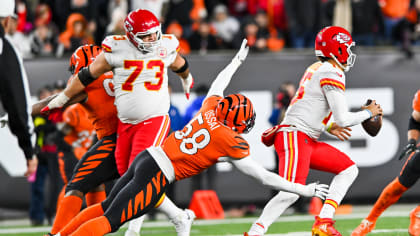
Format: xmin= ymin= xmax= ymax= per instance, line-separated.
xmin=329 ymin=53 xmax=348 ymax=72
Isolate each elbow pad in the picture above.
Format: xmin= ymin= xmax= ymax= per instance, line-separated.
xmin=174 ymin=56 xmax=189 ymax=74
xmin=78 ymin=66 xmax=96 ymax=86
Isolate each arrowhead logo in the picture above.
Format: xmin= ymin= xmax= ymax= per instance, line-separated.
xmin=333 ymin=33 xmax=351 ymax=44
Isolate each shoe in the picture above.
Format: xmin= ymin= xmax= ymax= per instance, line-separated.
xmin=247 ymin=222 xmax=265 ymax=236
xmin=312 ymin=216 xmax=342 ymax=236
xmin=409 ymin=208 xmax=420 ymax=236
xmin=124 ymin=229 xmax=140 ymax=236
xmin=351 ymin=219 xmax=375 ymax=236
xmin=244 ymin=232 xmax=262 ymax=236
xmin=171 ymin=209 xmax=196 ymax=236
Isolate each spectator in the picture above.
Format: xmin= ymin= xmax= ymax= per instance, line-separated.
xmin=30 ymin=4 xmax=58 ymax=57
xmin=130 ymin=0 xmax=168 ymax=22
xmin=268 ymin=82 xmax=296 ymax=126
xmin=212 ymin=4 xmax=240 ymax=48
xmin=165 ymin=0 xmax=193 ymax=37
xmin=166 ymin=21 xmax=191 ymax=55
xmin=105 ymin=8 xmax=126 ymax=35
xmin=0 ymin=0 xmax=37 ymax=178
xmin=232 ymin=17 xmax=260 ymax=50
xmin=284 ymin=0 xmax=321 ymax=48
xmin=5 ymin=14 xmax=32 ymax=59
xmin=188 ymin=19 xmax=219 ymax=54
xmin=57 ymin=13 xmax=94 ymax=57
xmin=351 ymin=0 xmax=384 ymax=46
xmin=254 ymin=10 xmax=284 ymax=51
xmin=379 ymin=0 xmax=410 ymax=43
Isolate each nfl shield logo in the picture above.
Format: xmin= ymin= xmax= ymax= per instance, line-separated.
xmin=158 ymin=47 xmax=167 ymax=58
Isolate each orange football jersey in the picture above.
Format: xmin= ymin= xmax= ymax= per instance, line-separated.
xmin=63 ymin=104 xmax=95 ymax=159
xmin=413 ymin=90 xmax=420 ymax=112
xmin=69 ymin=72 xmax=118 ymax=139
xmin=162 ymin=96 xmax=250 ymax=180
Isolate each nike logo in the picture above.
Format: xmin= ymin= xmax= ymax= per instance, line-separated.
xmin=336 ymin=72 xmax=343 ymax=78
xmin=144 ymin=121 xmax=152 ymax=125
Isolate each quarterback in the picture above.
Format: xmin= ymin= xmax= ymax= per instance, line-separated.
xmin=245 ymin=26 xmax=383 ymax=236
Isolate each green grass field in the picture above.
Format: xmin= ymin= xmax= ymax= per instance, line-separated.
xmin=0 ymin=211 xmax=413 ymax=236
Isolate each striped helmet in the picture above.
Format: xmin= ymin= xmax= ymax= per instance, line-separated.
xmin=216 ymin=94 xmax=256 ymax=134
xmin=69 ymin=44 xmax=102 ymax=75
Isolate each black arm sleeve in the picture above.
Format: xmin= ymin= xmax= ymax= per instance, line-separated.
xmin=0 ymin=29 xmax=34 ymax=160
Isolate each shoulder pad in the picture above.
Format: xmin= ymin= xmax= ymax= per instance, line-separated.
xmin=101 ymin=35 xmax=127 ymax=53
xmin=161 ymin=34 xmax=180 ymax=53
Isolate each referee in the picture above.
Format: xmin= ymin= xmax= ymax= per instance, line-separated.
xmin=0 ymin=0 xmax=37 ymax=176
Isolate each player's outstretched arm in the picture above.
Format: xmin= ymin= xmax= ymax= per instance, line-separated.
xmin=32 ymin=92 xmax=87 ymax=116
xmin=42 ymin=53 xmax=111 ymax=113
xmin=206 ymin=39 xmax=249 ymax=99
xmin=230 ymin=157 xmax=329 ymax=199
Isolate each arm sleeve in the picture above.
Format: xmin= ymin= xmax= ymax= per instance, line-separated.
xmin=324 ymin=89 xmax=371 ymax=127
xmin=0 ymin=37 xmax=35 ymax=160
xmin=205 ymin=59 xmax=242 ymax=99
xmin=231 ymin=157 xmax=299 ymax=192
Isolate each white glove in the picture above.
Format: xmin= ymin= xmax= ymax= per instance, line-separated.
xmin=0 ymin=114 xmax=8 ymax=128
xmin=294 ymin=182 xmax=329 ymax=200
xmin=180 ymin=73 xmax=194 ymax=100
xmin=232 ymin=39 xmax=249 ymax=64
xmin=41 ymin=92 xmax=70 ymax=114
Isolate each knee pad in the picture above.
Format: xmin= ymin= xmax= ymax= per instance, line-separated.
xmin=399 ymin=152 xmax=420 ymax=188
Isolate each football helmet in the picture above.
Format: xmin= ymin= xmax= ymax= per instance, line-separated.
xmin=124 ymin=9 xmax=162 ymax=53
xmin=69 ymin=44 xmax=102 ymax=75
xmin=216 ymin=94 xmax=256 ymax=134
xmin=315 ymin=26 xmax=356 ymax=72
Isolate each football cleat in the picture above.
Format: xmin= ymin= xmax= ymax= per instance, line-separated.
xmin=312 ymin=216 xmax=342 ymax=236
xmin=351 ymin=219 xmax=375 ymax=236
xmin=124 ymin=229 xmax=139 ymax=236
xmin=409 ymin=207 xmax=420 ymax=236
xmin=244 ymin=232 xmax=262 ymax=236
xmin=171 ymin=209 xmax=196 ymax=236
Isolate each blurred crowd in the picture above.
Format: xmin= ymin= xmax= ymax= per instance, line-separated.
xmin=4 ymin=0 xmax=420 ymax=59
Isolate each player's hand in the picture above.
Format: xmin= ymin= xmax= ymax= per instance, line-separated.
xmin=41 ymin=92 xmax=70 ymax=114
xmin=233 ymin=39 xmax=249 ymax=64
xmin=328 ymin=123 xmax=352 ymax=141
xmin=398 ymin=139 xmax=417 ymax=160
xmin=362 ymin=100 xmax=383 ymax=117
xmin=25 ymin=156 xmax=38 ymax=177
xmin=294 ymin=182 xmax=329 ymax=199
xmin=0 ymin=114 xmax=8 ymax=128
xmin=181 ymin=73 xmax=194 ymax=100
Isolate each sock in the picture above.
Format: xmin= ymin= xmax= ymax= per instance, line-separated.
xmin=319 ymin=165 xmax=358 ymax=219
xmin=249 ymin=191 xmax=299 ymax=234
xmin=60 ymin=203 xmax=104 ymax=236
xmin=155 ymin=195 xmax=183 ymax=219
xmin=248 ymin=222 xmax=266 ymax=235
xmin=366 ymin=177 xmax=407 ymax=222
xmin=127 ymin=215 xmax=145 ymax=234
xmin=51 ymin=195 xmax=83 ymax=234
xmin=69 ymin=216 xmax=111 ymax=236
xmin=85 ymin=191 xmax=106 ymax=206
xmin=56 ymin=187 xmax=66 ymax=214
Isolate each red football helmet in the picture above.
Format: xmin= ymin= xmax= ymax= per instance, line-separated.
xmin=69 ymin=44 xmax=102 ymax=75
xmin=315 ymin=26 xmax=356 ymax=72
xmin=216 ymin=94 xmax=256 ymax=134
xmin=124 ymin=9 xmax=161 ymax=53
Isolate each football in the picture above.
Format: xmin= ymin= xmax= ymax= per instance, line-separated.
xmin=361 ymin=99 xmax=382 ymax=137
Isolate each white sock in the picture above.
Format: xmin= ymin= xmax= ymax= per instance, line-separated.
xmin=127 ymin=215 xmax=145 ymax=234
xmin=156 ymin=196 xmax=183 ymax=219
xmin=319 ymin=164 xmax=358 ymax=219
xmin=249 ymin=191 xmax=299 ymax=234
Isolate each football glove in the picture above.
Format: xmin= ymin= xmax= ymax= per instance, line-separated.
xmin=180 ymin=73 xmax=194 ymax=100
xmin=398 ymin=139 xmax=418 ymax=160
xmin=294 ymin=182 xmax=329 ymax=199
xmin=232 ymin=39 xmax=249 ymax=64
xmin=0 ymin=114 xmax=8 ymax=128
xmin=41 ymin=92 xmax=70 ymax=114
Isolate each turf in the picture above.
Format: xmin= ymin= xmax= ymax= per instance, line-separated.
xmin=0 ymin=215 xmax=412 ymax=236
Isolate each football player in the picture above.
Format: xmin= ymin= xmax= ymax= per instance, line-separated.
xmin=352 ymin=90 xmax=420 ymax=236
xmin=42 ymin=9 xmax=195 ymax=236
xmin=50 ymin=39 xmax=330 ymax=236
xmin=245 ymin=26 xmax=383 ymax=236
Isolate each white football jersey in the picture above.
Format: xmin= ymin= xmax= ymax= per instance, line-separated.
xmin=102 ymin=34 xmax=180 ymax=124
xmin=281 ymin=61 xmax=346 ymax=139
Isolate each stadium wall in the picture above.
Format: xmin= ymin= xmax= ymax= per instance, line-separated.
xmin=0 ymin=50 xmax=418 ymax=209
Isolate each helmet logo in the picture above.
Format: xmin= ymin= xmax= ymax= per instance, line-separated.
xmin=124 ymin=20 xmax=133 ymax=32
xmin=333 ymin=32 xmax=350 ymax=44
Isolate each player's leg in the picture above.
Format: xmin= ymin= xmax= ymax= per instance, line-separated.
xmin=352 ymin=151 xmax=420 ymax=236
xmin=70 ymin=151 xmax=168 ymax=235
xmin=115 ymin=120 xmax=135 ymax=175
xmin=310 ymin=142 xmax=358 ymax=236
xmin=247 ymin=131 xmax=312 ymax=236
xmin=51 ymin=134 xmax=119 ymax=234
